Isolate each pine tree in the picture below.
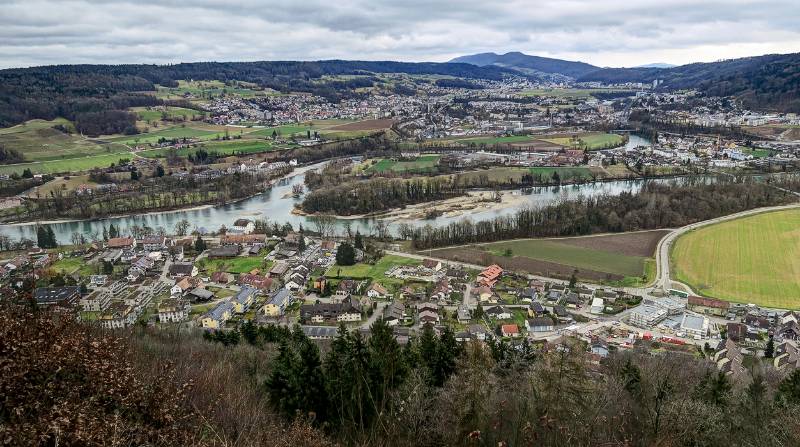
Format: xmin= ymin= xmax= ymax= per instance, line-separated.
xmin=336 ymin=242 xmax=356 ymax=266
xmin=265 ymin=341 xmax=301 ymax=419
xmin=46 ymin=226 xmax=57 ymax=248
xmin=109 ymin=223 xmax=118 ymax=239
xmin=354 ymin=231 xmax=363 ymax=250
xmin=194 ymin=235 xmax=207 ymax=252
xmin=765 ymin=336 xmax=774 ymax=358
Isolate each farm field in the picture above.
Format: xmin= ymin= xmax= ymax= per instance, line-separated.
xmin=431 ymin=231 xmax=666 ymax=283
xmin=0 ymin=153 xmax=132 ymax=176
xmin=367 ymin=155 xmax=441 ymax=173
xmin=0 ymin=118 xmax=129 ymax=162
xmin=672 ymin=209 xmax=800 ymax=308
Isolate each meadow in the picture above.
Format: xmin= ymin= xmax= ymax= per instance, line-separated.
xmin=200 ymin=256 xmax=271 ymax=274
xmin=325 ymin=254 xmax=421 ymax=290
xmin=431 ymin=231 xmax=666 ymax=284
xmin=540 ymin=132 xmax=624 ymax=150
xmin=0 ymin=153 xmax=131 ymax=176
xmin=139 ymin=139 xmax=275 ymax=158
xmin=367 ymin=155 xmax=441 ymax=173
xmin=131 ymin=106 xmax=205 ymax=122
xmin=155 ymin=80 xmax=267 ymax=100
xmin=672 ymin=209 xmax=800 ymax=308
xmin=0 ymin=118 xmax=129 ymax=162
xmin=106 ymin=126 xmax=219 ymax=145
xmin=482 ymin=239 xmax=646 ymax=278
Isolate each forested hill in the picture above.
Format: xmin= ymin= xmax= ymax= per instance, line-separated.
xmin=579 ymin=52 xmax=800 ymax=112
xmin=450 ymin=51 xmax=599 ymax=78
xmin=0 ymin=60 xmax=515 ymax=130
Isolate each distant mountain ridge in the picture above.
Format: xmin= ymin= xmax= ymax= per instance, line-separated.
xmin=451 ymin=50 xmax=800 ymax=112
xmin=578 ymin=53 xmax=800 ymax=112
xmin=449 ymin=52 xmax=599 ymax=79
xmin=635 ymin=63 xmax=677 ymax=69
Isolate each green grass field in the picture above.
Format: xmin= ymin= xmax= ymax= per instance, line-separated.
xmin=132 ymin=106 xmax=205 ymax=122
xmin=541 ymin=132 xmax=624 ymax=150
xmin=140 ymin=139 xmax=275 ymax=158
xmin=367 ymin=155 xmax=441 ymax=173
xmin=0 ymin=118 xmax=130 ymax=162
xmin=672 ymin=209 xmax=800 ymax=308
xmin=52 ymin=257 xmax=96 ymax=276
xmin=201 ymin=257 xmax=271 ymax=274
xmin=0 ymin=153 xmax=132 ymax=176
xmin=326 ymin=254 xmax=421 ymax=290
xmin=483 ymin=239 xmax=646 ymax=278
xmin=155 ymin=80 xmax=267 ymax=100
xmin=106 ymin=126 xmax=219 ymax=145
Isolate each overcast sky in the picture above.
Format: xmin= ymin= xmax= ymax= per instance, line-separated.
xmin=1 ymin=0 xmax=799 ymax=69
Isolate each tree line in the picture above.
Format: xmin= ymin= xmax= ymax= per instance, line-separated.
xmin=406 ymin=177 xmax=798 ymax=249
xmin=301 ymin=175 xmax=463 ymax=215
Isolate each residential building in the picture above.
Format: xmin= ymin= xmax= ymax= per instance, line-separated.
xmin=141 ymin=236 xmax=168 ymax=251
xmin=300 ymin=301 xmax=361 ymax=323
xmin=367 ymin=282 xmax=389 ymax=299
xmin=262 ymin=288 xmax=292 ymax=317
xmin=188 ymin=288 xmax=215 ymax=302
xmin=526 ymin=317 xmax=555 ymax=332
xmin=168 ymin=262 xmax=197 ymax=278
xmin=107 ymin=237 xmax=135 ymax=249
xmin=501 ymin=324 xmax=520 ymax=337
xmin=687 ymin=296 xmax=730 ymax=316
xmin=98 ymin=302 xmax=136 ymax=329
xmin=238 ymin=273 xmax=274 ymax=291
xmin=232 ymin=286 xmax=258 ymax=313
xmin=383 ymin=301 xmax=407 ymax=326
xmin=201 ymin=301 xmax=234 ymax=329
xmin=681 ymin=313 xmax=710 ymax=338
xmin=34 ymin=286 xmax=80 ymax=308
xmin=485 ymin=305 xmax=512 ymax=320
xmin=628 ymin=304 xmax=668 ymax=328
xmin=158 ymin=298 xmax=189 ymax=323
xmin=478 ymin=264 xmax=503 ymax=287
xmin=208 ymin=245 xmax=240 ymax=258
xmin=79 ymin=290 xmax=111 ymax=312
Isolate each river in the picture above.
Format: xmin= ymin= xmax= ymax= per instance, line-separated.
xmin=0 ymin=135 xmax=656 ymax=243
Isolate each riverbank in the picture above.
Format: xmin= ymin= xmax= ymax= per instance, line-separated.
xmin=294 ymin=190 xmax=530 ymax=221
xmin=0 ymin=163 xmax=322 ymax=226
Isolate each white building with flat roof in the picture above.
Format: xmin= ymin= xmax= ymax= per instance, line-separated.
xmin=628 ymin=304 xmax=668 ymax=328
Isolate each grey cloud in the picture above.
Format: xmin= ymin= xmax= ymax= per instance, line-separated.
xmin=0 ymin=0 xmax=798 ymax=68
